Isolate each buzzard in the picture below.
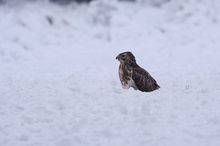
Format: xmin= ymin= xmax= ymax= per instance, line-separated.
xmin=116 ymin=51 xmax=160 ymax=92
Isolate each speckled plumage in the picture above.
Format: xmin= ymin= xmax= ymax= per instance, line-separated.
xmin=116 ymin=51 xmax=160 ymax=92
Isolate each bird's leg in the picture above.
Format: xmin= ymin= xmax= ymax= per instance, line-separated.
xmin=122 ymin=83 xmax=130 ymax=89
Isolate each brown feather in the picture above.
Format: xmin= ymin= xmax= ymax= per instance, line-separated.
xmin=132 ymin=65 xmax=160 ymax=92
xmin=116 ymin=51 xmax=160 ymax=92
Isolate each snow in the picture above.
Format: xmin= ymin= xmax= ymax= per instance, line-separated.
xmin=0 ymin=0 xmax=220 ymax=146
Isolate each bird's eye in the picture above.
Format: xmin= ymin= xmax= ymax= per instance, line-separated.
xmin=121 ymin=54 xmax=126 ymax=59
xmin=121 ymin=54 xmax=126 ymax=57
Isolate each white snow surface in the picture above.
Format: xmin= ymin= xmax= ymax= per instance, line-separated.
xmin=0 ymin=1 xmax=220 ymax=146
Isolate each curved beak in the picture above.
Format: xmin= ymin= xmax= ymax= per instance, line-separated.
xmin=116 ymin=54 xmax=120 ymax=60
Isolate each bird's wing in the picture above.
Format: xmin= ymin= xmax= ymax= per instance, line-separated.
xmin=132 ymin=66 xmax=159 ymax=92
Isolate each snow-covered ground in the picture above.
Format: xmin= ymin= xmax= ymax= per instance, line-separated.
xmin=0 ymin=0 xmax=220 ymax=146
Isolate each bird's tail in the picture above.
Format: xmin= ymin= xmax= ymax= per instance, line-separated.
xmin=155 ymin=83 xmax=160 ymax=89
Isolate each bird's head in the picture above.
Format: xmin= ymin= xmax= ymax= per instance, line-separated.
xmin=116 ymin=51 xmax=136 ymax=65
